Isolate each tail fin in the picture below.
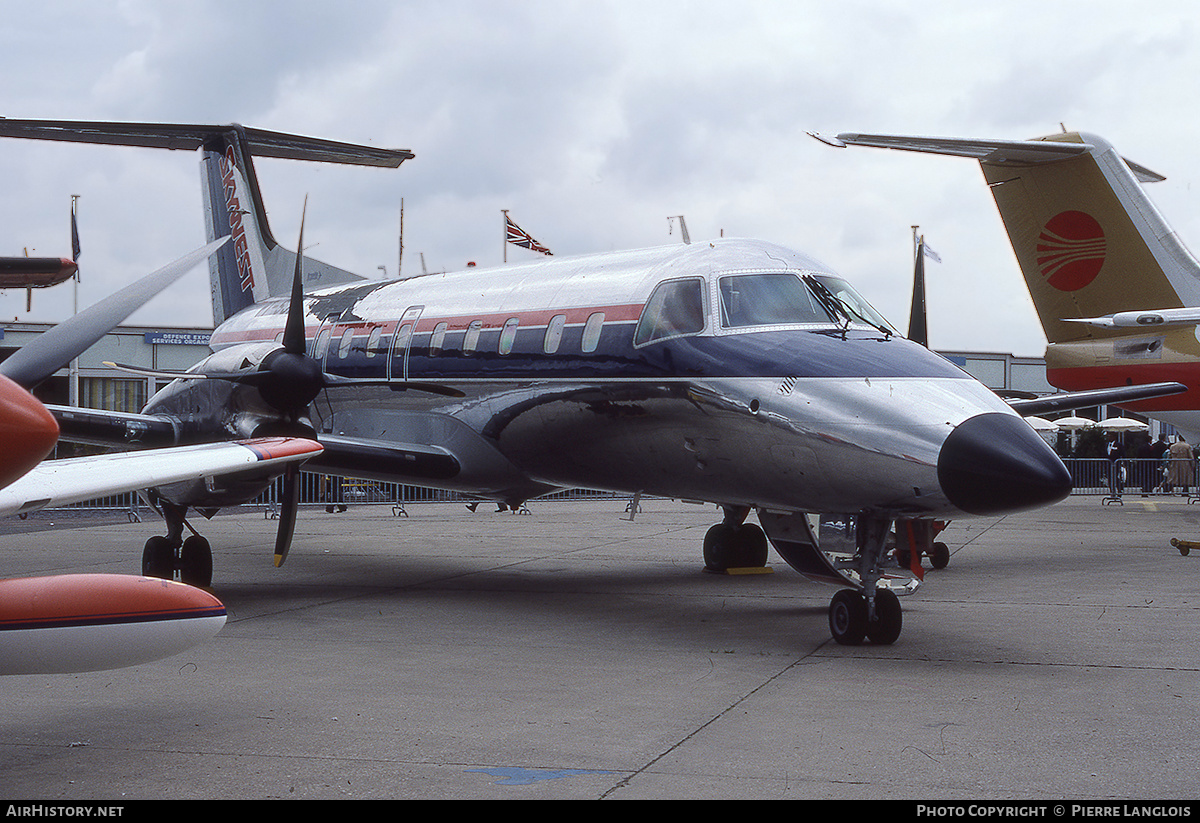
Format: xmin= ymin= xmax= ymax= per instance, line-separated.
xmin=825 ymin=131 xmax=1200 ymax=344
xmin=0 ymin=119 xmax=414 ymax=324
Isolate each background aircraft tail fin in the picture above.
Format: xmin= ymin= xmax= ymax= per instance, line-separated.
xmin=827 ymin=131 xmax=1200 ymax=344
xmin=0 ymin=119 xmax=414 ymax=325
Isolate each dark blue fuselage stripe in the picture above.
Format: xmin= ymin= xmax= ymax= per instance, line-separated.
xmin=316 ymin=324 xmax=969 ymax=382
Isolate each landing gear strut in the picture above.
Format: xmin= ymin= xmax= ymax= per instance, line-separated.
xmin=703 ymin=505 xmax=769 ymax=572
xmin=141 ymin=501 xmax=213 ymax=588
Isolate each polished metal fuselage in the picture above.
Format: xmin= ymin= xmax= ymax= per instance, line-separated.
xmin=149 ymin=239 xmax=1017 ymax=516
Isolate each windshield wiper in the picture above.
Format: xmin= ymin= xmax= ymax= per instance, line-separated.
xmin=802 ymin=275 xmax=893 ymax=339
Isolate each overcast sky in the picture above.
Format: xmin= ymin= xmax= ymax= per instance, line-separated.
xmin=2 ymin=0 xmax=1199 ymax=357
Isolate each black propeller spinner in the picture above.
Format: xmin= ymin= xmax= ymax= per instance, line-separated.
xmin=256 ymin=204 xmax=327 ymax=423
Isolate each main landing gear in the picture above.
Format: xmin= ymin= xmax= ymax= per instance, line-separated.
xmin=141 ymin=501 xmax=214 ymax=588
xmin=703 ymin=505 xmax=769 ymax=572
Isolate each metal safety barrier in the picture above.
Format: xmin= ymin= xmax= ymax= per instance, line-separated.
xmin=1064 ymin=457 xmax=1199 ymax=501
xmin=47 ymin=470 xmax=630 ymax=517
xmin=41 ymin=458 xmax=1200 ymax=514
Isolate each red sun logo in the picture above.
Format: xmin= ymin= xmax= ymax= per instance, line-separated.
xmin=1036 ymin=211 xmax=1106 ymax=291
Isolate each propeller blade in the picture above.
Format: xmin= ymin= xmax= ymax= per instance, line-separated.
xmin=0 ymin=238 xmax=228 ymax=388
xmin=282 ymin=199 xmax=308 ymax=356
xmin=272 ymin=462 xmax=300 ymax=568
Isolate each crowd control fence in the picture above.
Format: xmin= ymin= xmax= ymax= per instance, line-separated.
xmin=35 ymin=458 xmax=1200 ymax=518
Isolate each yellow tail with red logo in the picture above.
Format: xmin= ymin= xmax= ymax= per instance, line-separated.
xmin=824 ymin=130 xmax=1200 ymax=423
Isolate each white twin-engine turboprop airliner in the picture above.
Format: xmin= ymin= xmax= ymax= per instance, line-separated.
xmin=2 ymin=119 xmax=1141 ymax=647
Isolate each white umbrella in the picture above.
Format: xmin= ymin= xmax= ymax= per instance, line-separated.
xmin=1054 ymin=416 xmax=1095 ymax=430
xmin=1100 ymin=417 xmax=1149 ymax=432
xmin=1025 ymin=416 xmax=1060 ymax=446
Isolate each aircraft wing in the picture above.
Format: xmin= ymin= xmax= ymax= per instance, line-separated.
xmin=1064 ymin=308 xmax=1200 ymax=329
xmin=1007 ymin=382 xmax=1187 ymax=417
xmin=0 ymin=436 xmax=322 ymax=518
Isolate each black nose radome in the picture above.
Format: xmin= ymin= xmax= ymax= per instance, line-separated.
xmin=938 ymin=412 xmax=1072 ymax=516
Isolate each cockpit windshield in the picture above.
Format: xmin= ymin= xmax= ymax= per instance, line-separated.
xmin=635 ymin=271 xmax=898 ymax=345
xmin=634 ymin=277 xmax=706 ymax=345
xmin=718 ymin=273 xmax=830 ymax=328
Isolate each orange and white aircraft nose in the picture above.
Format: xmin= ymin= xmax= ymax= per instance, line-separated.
xmin=0 ymin=373 xmax=58 ymax=489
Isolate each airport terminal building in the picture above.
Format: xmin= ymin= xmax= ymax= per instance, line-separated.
xmin=0 ymin=322 xmax=213 ymax=431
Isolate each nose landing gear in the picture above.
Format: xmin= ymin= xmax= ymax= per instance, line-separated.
xmin=828 ymin=586 xmax=902 ymax=646
xmin=759 ymin=509 xmax=915 ymax=645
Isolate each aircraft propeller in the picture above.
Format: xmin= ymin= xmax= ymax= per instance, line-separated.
xmin=255 ymin=202 xmax=329 ymax=423
xmin=0 ymin=239 xmax=227 ymax=390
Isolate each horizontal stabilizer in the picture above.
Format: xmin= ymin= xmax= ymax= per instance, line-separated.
xmin=0 ymin=574 xmax=226 ymax=675
xmin=0 ymin=119 xmax=413 ymax=167
xmin=818 ymin=132 xmax=1166 ymax=183
xmin=0 ymin=257 xmax=77 ymax=289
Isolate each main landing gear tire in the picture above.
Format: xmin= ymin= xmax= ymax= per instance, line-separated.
xmin=141 ymin=534 xmax=214 ymax=588
xmin=142 ymin=536 xmax=174 ymax=580
xmin=180 ymin=535 xmax=213 ymax=588
xmin=866 ymin=589 xmax=902 ymax=645
xmin=828 ymin=588 xmax=902 ymax=646
xmin=703 ymin=522 xmax=769 ymax=571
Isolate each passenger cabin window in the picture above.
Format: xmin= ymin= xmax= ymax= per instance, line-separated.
xmin=429 ymin=322 xmax=448 ymax=356
xmin=463 ymin=320 xmax=483 ymax=354
xmin=634 ymin=278 xmax=705 ymax=345
xmin=394 ymin=323 xmax=413 ymax=356
xmin=499 ymin=318 xmax=519 ymax=355
xmin=337 ymin=328 xmax=354 ymax=359
xmin=365 ymin=327 xmax=382 ymax=358
xmin=544 ymin=314 xmax=566 ymax=354
xmin=581 ymin=312 xmax=605 ymax=353
xmin=719 ymin=273 xmax=828 ymax=328
xmin=314 ymin=328 xmax=331 ymax=359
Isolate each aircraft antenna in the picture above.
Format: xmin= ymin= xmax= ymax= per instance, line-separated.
xmin=668 ymin=216 xmax=691 ymax=244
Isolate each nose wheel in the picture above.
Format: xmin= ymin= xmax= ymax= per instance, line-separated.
xmin=828 ymin=514 xmax=904 ymax=645
xmin=828 ymin=588 xmax=902 ymax=645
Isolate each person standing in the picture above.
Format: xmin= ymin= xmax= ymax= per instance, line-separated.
xmin=1168 ymin=436 xmax=1196 ymax=494
xmin=1106 ymin=435 xmax=1125 ymax=498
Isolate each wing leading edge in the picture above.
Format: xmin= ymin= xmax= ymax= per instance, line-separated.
xmin=0 ymin=436 xmax=322 ymax=517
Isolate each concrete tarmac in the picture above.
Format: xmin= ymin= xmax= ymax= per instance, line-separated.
xmin=2 ymin=495 xmax=1200 ymax=800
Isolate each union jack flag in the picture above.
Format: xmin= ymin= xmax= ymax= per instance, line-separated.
xmin=505 ymin=214 xmax=552 ymax=256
